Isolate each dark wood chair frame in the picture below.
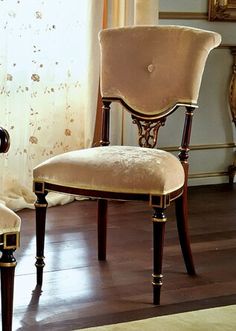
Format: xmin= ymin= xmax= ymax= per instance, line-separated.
xmin=228 ymin=46 xmax=236 ymax=184
xmin=0 ymin=127 xmax=20 ymax=331
xmin=34 ymin=97 xmax=197 ymax=305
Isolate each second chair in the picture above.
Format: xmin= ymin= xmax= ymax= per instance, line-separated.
xmin=0 ymin=127 xmax=21 ymax=331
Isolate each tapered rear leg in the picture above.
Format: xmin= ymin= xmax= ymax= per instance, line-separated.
xmin=228 ymin=164 xmax=236 ymax=184
xmin=0 ymin=249 xmax=16 ymax=331
xmin=175 ymin=190 xmax=196 ymax=275
xmin=35 ymin=192 xmax=48 ymax=285
xmin=177 ymin=106 xmax=196 ymax=275
xmin=97 ymin=199 xmax=108 ymax=261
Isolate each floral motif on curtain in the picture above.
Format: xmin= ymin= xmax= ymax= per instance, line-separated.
xmin=0 ymin=0 xmax=102 ymax=210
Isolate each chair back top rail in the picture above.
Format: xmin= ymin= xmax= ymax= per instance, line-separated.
xmin=99 ymin=25 xmax=221 ymax=119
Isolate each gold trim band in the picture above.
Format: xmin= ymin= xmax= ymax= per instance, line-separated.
xmin=34 ymin=203 xmax=48 ymax=208
xmin=152 ymin=217 xmax=167 ymax=223
xmin=0 ymin=262 xmax=17 ymax=267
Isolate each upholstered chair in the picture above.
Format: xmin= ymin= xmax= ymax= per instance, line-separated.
xmin=0 ymin=127 xmax=21 ymax=331
xmin=33 ymin=26 xmax=221 ymax=304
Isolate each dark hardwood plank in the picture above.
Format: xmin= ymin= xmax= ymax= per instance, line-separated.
xmin=9 ymin=183 xmax=236 ymax=330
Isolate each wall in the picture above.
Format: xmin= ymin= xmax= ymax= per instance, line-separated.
xmin=121 ymin=0 xmax=236 ymax=186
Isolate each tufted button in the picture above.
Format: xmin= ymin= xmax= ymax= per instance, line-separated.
xmin=147 ymin=64 xmax=155 ymax=73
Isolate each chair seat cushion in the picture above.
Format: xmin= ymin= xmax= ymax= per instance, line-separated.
xmin=0 ymin=203 xmax=21 ymax=234
xmin=33 ymin=146 xmax=185 ymax=196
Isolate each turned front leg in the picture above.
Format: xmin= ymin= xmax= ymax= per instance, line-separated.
xmin=152 ymin=208 xmax=167 ymax=305
xmin=35 ymin=192 xmax=48 ymax=286
xmin=0 ymin=248 xmax=17 ymax=331
xmin=97 ymin=199 xmax=108 ymax=261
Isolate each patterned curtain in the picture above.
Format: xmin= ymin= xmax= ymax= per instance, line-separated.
xmin=0 ymin=0 xmax=103 ymax=210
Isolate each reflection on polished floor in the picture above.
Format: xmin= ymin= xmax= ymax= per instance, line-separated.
xmin=12 ymin=184 xmax=236 ymax=330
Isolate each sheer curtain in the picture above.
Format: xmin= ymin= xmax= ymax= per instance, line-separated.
xmin=0 ymin=0 xmax=103 ymax=210
xmin=93 ymin=0 xmax=159 ymax=147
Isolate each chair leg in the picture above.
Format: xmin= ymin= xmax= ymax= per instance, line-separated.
xmin=0 ymin=249 xmax=16 ymax=331
xmin=175 ymin=191 xmax=196 ymax=275
xmin=35 ymin=192 xmax=48 ymax=286
xmin=97 ymin=199 xmax=108 ymax=261
xmin=228 ymin=164 xmax=236 ymax=184
xmin=152 ymin=208 xmax=167 ymax=305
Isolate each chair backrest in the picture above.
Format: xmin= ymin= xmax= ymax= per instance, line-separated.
xmin=99 ymin=25 xmax=221 ymax=119
xmin=98 ymin=26 xmax=221 ymax=151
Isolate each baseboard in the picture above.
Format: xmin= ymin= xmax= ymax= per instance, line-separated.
xmin=188 ymin=175 xmax=231 ymax=186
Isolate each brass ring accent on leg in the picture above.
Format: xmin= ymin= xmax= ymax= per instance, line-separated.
xmin=0 ymin=261 xmax=17 ymax=267
xmin=152 ymin=273 xmax=163 ymax=286
xmin=152 ymin=217 xmax=167 ymax=223
xmin=35 ymin=256 xmax=45 ymax=268
xmin=34 ymin=203 xmax=48 ymax=208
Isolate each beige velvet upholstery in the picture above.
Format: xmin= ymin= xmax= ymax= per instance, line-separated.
xmin=33 ymin=25 xmax=222 ymax=200
xmin=0 ymin=204 xmax=21 ymax=234
xmin=99 ymin=25 xmax=221 ymax=117
xmin=33 ymin=146 xmax=184 ymax=195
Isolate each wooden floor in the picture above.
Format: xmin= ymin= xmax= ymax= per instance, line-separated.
xmin=9 ymin=184 xmax=236 ymax=330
